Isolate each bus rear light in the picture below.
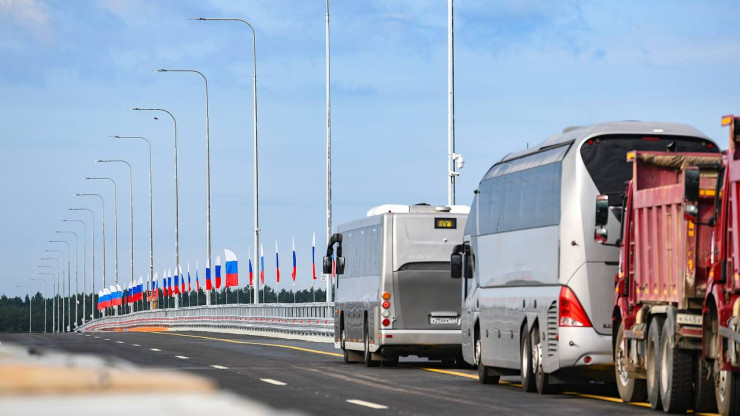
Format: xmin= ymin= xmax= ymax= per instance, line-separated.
xmin=382 ymin=301 xmax=390 ymax=309
xmin=642 ymin=137 xmax=660 ymax=141
xmin=381 ymin=310 xmax=390 ymax=318
xmin=559 ymin=286 xmax=592 ymax=328
xmin=382 ymin=318 xmax=391 ymax=327
xmin=382 ymin=292 xmax=391 ymax=300
xmin=584 ymin=356 xmax=592 ymax=365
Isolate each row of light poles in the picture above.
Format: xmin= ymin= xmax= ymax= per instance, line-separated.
xmin=26 ymin=11 xmax=338 ymax=333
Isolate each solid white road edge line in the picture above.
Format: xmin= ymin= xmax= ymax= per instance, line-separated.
xmin=346 ymin=399 xmax=388 ymax=410
xmin=260 ymin=378 xmax=287 ymax=386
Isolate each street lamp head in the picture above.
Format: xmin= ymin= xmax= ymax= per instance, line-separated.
xmin=157 ymin=69 xmax=167 ymax=72
xmin=153 ymin=116 xmax=159 ymax=120
xmin=95 ymin=160 xmax=104 ymax=163
xmin=130 ymin=107 xmax=141 ymax=111
xmin=193 ymin=17 xmax=207 ymax=21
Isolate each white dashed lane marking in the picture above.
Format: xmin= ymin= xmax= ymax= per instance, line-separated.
xmin=150 ymin=348 xmax=161 ymax=352
xmin=175 ymin=356 xmax=189 ymax=360
xmin=260 ymin=378 xmax=287 ymax=386
xmin=210 ymin=365 xmax=228 ymax=370
xmin=346 ymin=399 xmax=388 ymax=410
xmin=132 ymin=344 xmax=141 ymax=347
xmin=116 ymin=341 xmax=124 ymax=344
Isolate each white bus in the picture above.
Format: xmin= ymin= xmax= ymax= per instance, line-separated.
xmin=451 ymin=121 xmax=718 ymax=393
xmin=325 ymin=203 xmax=469 ymax=366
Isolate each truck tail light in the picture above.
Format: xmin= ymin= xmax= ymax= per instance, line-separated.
xmin=559 ymin=286 xmax=592 ymax=328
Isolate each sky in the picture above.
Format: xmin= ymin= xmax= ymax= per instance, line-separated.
xmin=1 ymin=0 xmax=739 ymax=298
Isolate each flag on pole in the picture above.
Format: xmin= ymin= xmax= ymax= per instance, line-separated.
xmin=180 ymin=265 xmax=185 ymax=293
xmin=215 ymin=255 xmax=222 ymax=289
xmin=291 ymin=237 xmax=297 ymax=284
xmin=168 ymin=269 xmax=173 ymax=297
xmin=312 ymin=232 xmax=317 ymax=280
xmin=97 ymin=290 xmax=104 ymax=310
xmin=224 ymin=249 xmax=238 ymax=287
xmin=174 ymin=268 xmax=180 ymax=295
xmin=137 ymin=277 xmax=144 ymax=301
xmin=187 ymin=263 xmax=191 ymax=292
xmin=206 ymin=259 xmax=212 ymax=291
xmin=248 ymin=250 xmax=254 ymax=286
xmin=111 ymin=285 xmax=123 ymax=306
xmin=260 ymin=244 xmax=265 ymax=284
xmin=196 ymin=260 xmax=201 ymax=292
xmin=275 ymin=241 xmax=280 ymax=283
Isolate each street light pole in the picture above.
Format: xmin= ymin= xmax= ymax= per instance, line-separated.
xmin=156 ymin=69 xmax=214 ymax=305
xmin=47 ymin=242 xmax=70 ymax=332
xmin=131 ymin=108 xmax=179 ymax=300
xmin=38 ymin=266 xmax=55 ymax=332
xmin=31 ymin=277 xmax=48 ymax=333
xmin=112 ymin=136 xmax=153 ymax=308
xmin=69 ymin=208 xmax=95 ymax=320
xmin=63 ymin=219 xmax=87 ymax=324
xmin=17 ymin=285 xmax=32 ymax=333
xmin=75 ymin=193 xmax=106 ymax=317
xmin=39 ymin=259 xmax=60 ymax=332
xmin=96 ymin=160 xmax=134 ymax=296
xmin=194 ymin=17 xmax=260 ymax=304
xmin=325 ymin=0 xmax=333 ymax=302
xmin=85 ymin=179 xmax=118 ymax=286
xmin=55 ymin=231 xmax=78 ymax=330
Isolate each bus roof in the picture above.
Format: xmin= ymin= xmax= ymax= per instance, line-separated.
xmin=500 ymin=120 xmax=713 ymax=163
xmin=366 ymin=204 xmax=470 ymax=217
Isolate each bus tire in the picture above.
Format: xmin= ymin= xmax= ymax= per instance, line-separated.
xmin=476 ymin=332 xmax=499 ymax=384
xmin=715 ymin=362 xmax=740 ymax=416
xmin=659 ymin=313 xmax=692 ymax=413
xmin=531 ymin=326 xmax=552 ymax=394
xmin=341 ymin=324 xmax=356 ymax=364
xmin=363 ymin=320 xmax=379 ymax=367
xmin=615 ymin=321 xmax=647 ymax=402
xmin=646 ymin=316 xmax=664 ymax=410
xmin=521 ymin=329 xmax=536 ymax=392
xmin=693 ymin=357 xmax=717 ymax=413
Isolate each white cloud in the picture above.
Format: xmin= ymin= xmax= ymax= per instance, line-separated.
xmin=0 ymin=0 xmax=52 ymax=36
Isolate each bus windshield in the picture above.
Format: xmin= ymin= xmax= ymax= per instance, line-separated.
xmin=580 ymin=135 xmax=718 ymax=208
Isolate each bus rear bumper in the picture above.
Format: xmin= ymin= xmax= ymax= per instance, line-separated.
xmin=376 ymin=329 xmax=462 ymax=359
xmin=550 ymin=327 xmax=613 ymax=379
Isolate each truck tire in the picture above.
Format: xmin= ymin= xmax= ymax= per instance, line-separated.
xmin=520 ymin=329 xmax=536 ymax=392
xmin=341 ymin=323 xmax=357 ymax=364
xmin=659 ymin=314 xmax=692 ymax=413
xmin=363 ymin=320 xmax=379 ymax=367
xmin=532 ymin=326 xmax=552 ymax=394
xmin=715 ymin=364 xmax=740 ymax=416
xmin=646 ymin=316 xmax=664 ymax=410
xmin=693 ymin=357 xmax=717 ymax=413
xmin=615 ymin=321 xmax=647 ymax=403
xmin=476 ymin=332 xmax=499 ymax=384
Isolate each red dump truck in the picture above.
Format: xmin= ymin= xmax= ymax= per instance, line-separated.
xmin=594 ymin=147 xmax=723 ymax=413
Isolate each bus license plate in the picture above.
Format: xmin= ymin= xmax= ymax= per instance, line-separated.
xmin=430 ymin=317 xmax=458 ymax=325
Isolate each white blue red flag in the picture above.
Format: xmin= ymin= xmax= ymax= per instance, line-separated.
xmin=260 ymin=244 xmax=265 ymax=284
xmin=206 ymin=259 xmax=212 ymax=291
xmin=248 ymin=249 xmax=254 ymax=286
xmin=224 ymin=249 xmax=238 ymax=287
xmin=179 ymin=265 xmax=185 ymax=293
xmin=275 ymin=241 xmax=280 ymax=283
xmin=291 ymin=237 xmax=297 ymax=285
xmin=196 ymin=260 xmax=201 ymax=292
xmin=312 ymin=232 xmax=317 ymax=280
xmin=215 ymin=255 xmax=222 ymax=289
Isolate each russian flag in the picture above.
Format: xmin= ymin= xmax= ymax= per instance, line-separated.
xmin=291 ymin=237 xmax=297 ymax=284
xmin=174 ymin=270 xmax=180 ymax=295
xmin=103 ymin=288 xmax=112 ymax=308
xmin=275 ymin=241 xmax=280 ymax=283
xmin=196 ymin=260 xmax=200 ymax=292
xmin=248 ymin=252 xmax=254 ymax=287
xmin=312 ymin=232 xmax=317 ymax=280
xmin=111 ymin=285 xmax=123 ymax=307
xmin=136 ymin=277 xmax=144 ymax=302
xmin=206 ymin=259 xmax=212 ymax=291
xmin=224 ymin=249 xmax=238 ymax=287
xmin=97 ymin=290 xmax=104 ymax=310
xmin=180 ymin=265 xmax=185 ymax=293
xmin=187 ymin=263 xmax=192 ymax=292
xmin=167 ymin=269 xmax=173 ymax=297
xmin=260 ymin=244 xmax=265 ymax=284
xmin=215 ymin=256 xmax=222 ymax=289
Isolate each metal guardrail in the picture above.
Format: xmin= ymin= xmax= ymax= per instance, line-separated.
xmin=78 ymin=303 xmax=335 ymax=341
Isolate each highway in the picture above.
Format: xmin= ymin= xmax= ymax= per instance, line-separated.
xmin=0 ymin=332 xmax=669 ymax=415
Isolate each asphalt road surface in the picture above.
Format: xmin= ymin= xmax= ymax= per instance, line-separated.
xmin=0 ymin=332 xmax=694 ymax=415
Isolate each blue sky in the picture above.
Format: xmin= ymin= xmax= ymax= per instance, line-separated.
xmin=1 ymin=0 xmax=739 ymax=298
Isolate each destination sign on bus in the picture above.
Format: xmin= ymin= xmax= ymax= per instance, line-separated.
xmin=434 ymin=218 xmax=457 ymax=229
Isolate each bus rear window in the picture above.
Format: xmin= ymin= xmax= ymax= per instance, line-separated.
xmin=580 ymin=135 xmax=718 ymax=207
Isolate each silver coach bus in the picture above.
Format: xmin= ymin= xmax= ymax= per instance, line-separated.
xmin=325 ymin=203 xmax=469 ymax=366
xmin=451 ymin=121 xmax=718 ymax=393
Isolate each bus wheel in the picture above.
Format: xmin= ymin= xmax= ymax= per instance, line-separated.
xmin=715 ymin=361 xmax=740 ymax=416
xmin=476 ymin=332 xmax=499 ymax=384
xmin=615 ymin=321 xmax=647 ymax=402
xmin=363 ymin=320 xmax=379 ymax=367
xmin=520 ymin=328 xmax=536 ymax=392
xmin=341 ymin=324 xmax=354 ymax=364
xmin=659 ymin=313 xmax=692 ymax=412
xmin=693 ymin=357 xmax=717 ymax=413
xmin=532 ymin=326 xmax=552 ymax=394
xmin=646 ymin=316 xmax=665 ymax=410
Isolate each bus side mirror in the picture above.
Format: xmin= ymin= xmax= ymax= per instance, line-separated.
xmin=594 ymin=194 xmax=609 ymax=244
xmin=451 ymin=254 xmax=463 ymax=279
xmin=684 ymin=167 xmax=700 ymax=222
xmin=322 ymin=256 xmax=332 ymax=274
xmin=336 ymin=257 xmax=345 ymax=275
